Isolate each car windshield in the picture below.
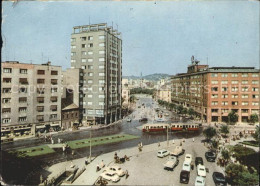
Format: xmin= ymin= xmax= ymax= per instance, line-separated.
xmin=199 ymin=168 xmax=204 ymax=171
xmin=184 ymin=164 xmax=189 ymax=166
xmin=197 ymin=181 xmax=202 ymax=183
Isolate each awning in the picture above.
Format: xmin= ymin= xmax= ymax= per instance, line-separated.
xmin=36 ymin=125 xmax=46 ymax=129
xmin=50 ymin=124 xmax=60 ymax=127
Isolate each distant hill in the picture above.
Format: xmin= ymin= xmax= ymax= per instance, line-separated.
xmin=123 ymin=73 xmax=171 ymax=81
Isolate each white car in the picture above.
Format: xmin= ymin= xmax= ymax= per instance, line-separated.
xmin=126 ymin=118 xmax=131 ymax=122
xmin=195 ymin=176 xmax=205 ymax=186
xmin=184 ymin=154 xmax=192 ymax=164
xmin=197 ymin=164 xmax=206 ymax=177
xmin=157 ymin=149 xmax=170 ymax=158
xmin=182 ymin=161 xmax=191 ymax=172
xmin=100 ymin=171 xmax=120 ymax=182
xmin=104 ymin=165 xmax=125 ymax=177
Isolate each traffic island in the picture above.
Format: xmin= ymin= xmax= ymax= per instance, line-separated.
xmin=15 ymin=145 xmax=55 ymax=157
xmin=67 ymin=134 xmax=139 ymax=149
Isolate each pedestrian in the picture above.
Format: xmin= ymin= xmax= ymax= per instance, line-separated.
xmin=72 ymin=150 xmax=74 ymax=156
xmin=172 ymin=139 xmax=175 ymax=144
xmin=158 ymin=141 xmax=160 ymax=147
xmin=192 ymin=138 xmax=194 ymax=142
xmin=125 ymin=170 xmax=129 ymax=179
xmin=100 ymin=160 xmax=105 ymax=168
xmin=40 ymin=175 xmax=43 ymax=183
xmin=96 ymin=164 xmax=100 ymax=172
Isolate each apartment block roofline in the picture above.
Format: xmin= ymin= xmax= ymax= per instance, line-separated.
xmin=2 ymin=61 xmax=61 ymax=67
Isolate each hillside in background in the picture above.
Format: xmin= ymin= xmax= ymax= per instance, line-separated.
xmin=123 ymin=73 xmax=171 ymax=81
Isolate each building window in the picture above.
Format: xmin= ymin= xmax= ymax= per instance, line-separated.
xmin=88 ymin=65 xmax=93 ymax=70
xmin=242 ymin=73 xmax=248 ymax=77
xmin=222 ymin=101 xmax=228 ymax=106
xmin=51 ymin=79 xmax=58 ymax=85
xmin=221 ymin=81 xmax=228 ymax=84
xmin=99 ymin=73 xmax=105 ymax=77
xmin=87 ymin=102 xmax=93 ymax=106
xmin=3 ymin=78 xmax=11 ymax=83
xmin=51 ymin=71 xmax=58 ymax=75
xmin=88 ymin=95 xmax=93 ymax=98
xmin=241 ymin=109 xmax=249 ymax=113
xmin=221 ymin=73 xmax=228 ymax=78
xmin=87 ymin=109 xmax=94 ymax=114
xmin=252 ymin=87 xmax=259 ymax=92
xmin=50 ymin=105 xmax=57 ymax=111
xmin=252 ymin=80 xmax=259 ymax=84
xmin=51 ymin=88 xmax=58 ymax=93
xmin=20 ymin=69 xmax=28 ymax=74
xmin=99 ymin=102 xmax=105 ymax=106
xmin=99 ymin=58 xmax=105 ymax=62
xmin=242 ymin=80 xmax=248 ymax=84
xmin=222 ymin=87 xmax=228 ymax=92
xmin=211 ymin=101 xmax=218 ymax=106
xmin=71 ymin=52 xmax=76 ymax=56
xmin=99 ymin=51 xmax=105 ymax=54
xmin=231 ymin=73 xmax=238 ymax=77
xmin=231 ymin=94 xmax=238 ymax=98
xmin=37 ymin=97 xmax=44 ymax=103
xmin=2 ymin=108 xmax=11 ymax=113
xmin=82 ymin=44 xmax=87 ymax=48
xmin=222 ymin=94 xmax=228 ymax=98
xmin=88 ymin=51 xmax=93 ymax=55
xmin=81 ymin=66 xmax=86 ymax=69
xmin=37 ymin=79 xmax=45 ymax=84
xmin=88 ymin=72 xmax=93 ymax=76
xmin=211 ymin=94 xmax=218 ymax=98
xmin=71 ymin=59 xmax=76 ymax=63
xmin=82 ymin=51 xmax=87 ymax=55
xmin=99 ymin=43 xmax=105 ymax=47
xmin=37 ymin=70 xmax=45 ymax=75
xmin=71 ymin=38 xmax=76 ymax=42
xmin=241 ymin=102 xmax=248 ymax=106
xmin=99 ymin=95 xmax=105 ymax=98
xmin=88 ymin=36 xmax=93 ymax=40
xmin=211 ymin=109 xmax=218 ymax=113
xmin=37 ymin=106 xmax=44 ymax=112
xmin=232 ymin=101 xmax=238 ymax=106
xmin=2 ymin=118 xmax=11 ymax=124
xmin=99 ymin=65 xmax=105 ymax=69
xmin=99 ymin=35 xmax=105 ymax=40
xmin=37 ymin=88 xmax=45 ymax=94
xmin=211 ymin=87 xmax=218 ymax=91
xmin=81 ymin=59 xmax=87 ymax=63
xmin=3 ymin=68 xmax=12 ymax=73
xmin=19 ymin=107 xmax=27 ymax=112
xmin=50 ymin=114 xmax=57 ymax=119
xmin=211 ymin=73 xmax=218 ymax=77
xmin=252 ymin=102 xmax=259 ymax=106
xmin=231 ymin=87 xmax=238 ymax=92
xmin=19 ymin=88 xmax=27 ymax=93
xmin=19 ymin=97 xmax=27 ymax=103
xmin=19 ymin=117 xmax=27 ymax=122
xmin=37 ymin=115 xmax=44 ymax=121
xmin=88 ymin=43 xmax=93 ymax=48
xmin=99 ymin=80 xmax=105 ymax=84
xmin=88 ymin=80 xmax=93 ymax=83
xmin=88 ymin=59 xmax=93 ymax=62
xmin=2 ymin=88 xmax=11 ymax=93
xmin=242 ymin=94 xmax=249 ymax=98
xmin=252 ymin=95 xmax=259 ymax=99
xmin=50 ymin=96 xmax=58 ymax=102
xmin=81 ymin=37 xmax=86 ymax=41
xmin=71 ymin=45 xmax=76 ymax=49
xmin=252 ymin=73 xmax=259 ymax=77
xmin=231 ymin=81 xmax=238 ymax=84
xmin=242 ymin=87 xmax=249 ymax=92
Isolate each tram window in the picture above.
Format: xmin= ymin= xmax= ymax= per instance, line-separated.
xmin=177 ymin=125 xmax=179 ymax=128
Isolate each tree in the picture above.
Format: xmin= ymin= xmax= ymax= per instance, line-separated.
xmin=221 ymin=149 xmax=230 ymax=167
xmin=220 ymin=125 xmax=229 ymax=137
xmin=211 ymin=139 xmax=219 ymax=150
xmin=231 ymin=145 xmax=256 ymax=165
xmin=228 ymin=110 xmax=238 ymax=124
xmin=188 ymin=108 xmax=195 ymax=117
xmin=129 ymin=95 xmax=136 ymax=103
xmin=182 ymin=108 xmax=187 ymax=115
xmin=203 ymin=126 xmax=217 ymax=141
xmin=225 ymin=163 xmax=259 ymax=185
xmin=177 ymin=105 xmax=184 ymax=114
xmin=252 ymin=125 xmax=259 ymax=144
xmin=250 ymin=113 xmax=259 ymax=124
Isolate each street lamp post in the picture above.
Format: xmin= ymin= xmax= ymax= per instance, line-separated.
xmin=167 ymin=125 xmax=169 ymax=146
xmin=89 ymin=126 xmax=92 ymax=162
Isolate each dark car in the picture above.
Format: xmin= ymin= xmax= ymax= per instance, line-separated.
xmin=205 ymin=151 xmax=216 ymax=162
xmin=212 ymin=172 xmax=226 ymax=186
xmin=139 ymin=118 xmax=148 ymax=122
xmin=195 ymin=157 xmax=204 ymax=166
xmin=180 ymin=170 xmax=190 ymax=184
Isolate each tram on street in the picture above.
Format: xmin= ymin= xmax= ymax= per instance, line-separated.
xmin=142 ymin=123 xmax=200 ymax=132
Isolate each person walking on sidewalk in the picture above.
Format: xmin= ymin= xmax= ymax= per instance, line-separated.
xmin=125 ymin=170 xmax=129 ymax=179
xmin=158 ymin=141 xmax=160 ymax=147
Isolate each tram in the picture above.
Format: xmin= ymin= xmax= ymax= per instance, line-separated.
xmin=142 ymin=123 xmax=200 ymax=132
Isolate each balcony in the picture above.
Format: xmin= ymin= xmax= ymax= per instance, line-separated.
xmin=37 ymin=97 xmax=44 ymax=103
xmin=19 ymin=78 xmax=29 ymax=85
xmin=37 ymin=106 xmax=44 ymax=112
xmin=19 ymin=97 xmax=27 ymax=103
xmin=51 ymin=79 xmax=58 ymax=85
xmin=50 ymin=105 xmax=58 ymax=112
xmin=50 ymin=97 xmax=58 ymax=103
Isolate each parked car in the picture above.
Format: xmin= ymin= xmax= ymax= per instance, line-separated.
xmin=180 ymin=170 xmax=190 ymax=184
xmin=100 ymin=171 xmax=120 ymax=182
xmin=126 ymin=118 xmax=131 ymax=122
xmin=182 ymin=161 xmax=191 ymax=172
xmin=205 ymin=151 xmax=216 ymax=162
xmin=164 ymin=113 xmax=169 ymax=116
xmin=195 ymin=176 xmax=205 ymax=186
xmin=197 ymin=164 xmax=206 ymax=177
xmin=157 ymin=149 xmax=170 ymax=158
xmin=171 ymin=146 xmax=185 ymax=157
xmin=104 ymin=165 xmax=125 ymax=177
xmin=163 ymin=156 xmax=179 ymax=171
xmin=138 ymin=106 xmax=141 ymax=108
xmin=195 ymin=157 xmax=204 ymax=166
xmin=212 ymin=172 xmax=226 ymax=186
xmin=139 ymin=118 xmax=148 ymax=122
xmin=184 ymin=154 xmax=192 ymax=164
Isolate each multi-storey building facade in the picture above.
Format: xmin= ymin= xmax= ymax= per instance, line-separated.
xmin=1 ymin=61 xmax=62 ymax=137
xmin=122 ymin=79 xmax=130 ymax=108
xmin=71 ymin=23 xmax=122 ymax=125
xmin=172 ymin=58 xmax=260 ymax=123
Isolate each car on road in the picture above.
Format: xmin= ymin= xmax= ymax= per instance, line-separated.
xmin=212 ymin=172 xmax=226 ymax=186
xmin=156 ymin=118 xmax=165 ymax=122
xmin=157 ymin=149 xmax=170 ymax=158
xmin=138 ymin=106 xmax=141 ymax=108
xmin=180 ymin=170 xmax=190 ymax=184
xmin=139 ymin=118 xmax=148 ymax=122
xmin=171 ymin=146 xmax=185 ymax=157
xmin=182 ymin=161 xmax=191 ymax=172
xmin=164 ymin=113 xmax=169 ymax=116
xmin=184 ymin=154 xmax=192 ymax=164
xmin=163 ymin=156 xmax=179 ymax=171
xmin=195 ymin=157 xmax=204 ymax=166
xmin=205 ymin=151 xmax=216 ymax=162
xmin=195 ymin=176 xmax=205 ymax=186
xmin=104 ymin=165 xmax=125 ymax=177
xmin=126 ymin=118 xmax=131 ymax=122
xmin=100 ymin=171 xmax=120 ymax=182
xmin=197 ymin=164 xmax=206 ymax=177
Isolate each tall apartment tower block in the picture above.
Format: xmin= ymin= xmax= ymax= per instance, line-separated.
xmin=71 ymin=23 xmax=122 ymax=125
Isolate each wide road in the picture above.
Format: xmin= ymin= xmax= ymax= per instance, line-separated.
xmin=2 ymin=95 xmax=202 ymax=167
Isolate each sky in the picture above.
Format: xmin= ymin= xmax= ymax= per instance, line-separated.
xmin=2 ymin=1 xmax=259 ymax=76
